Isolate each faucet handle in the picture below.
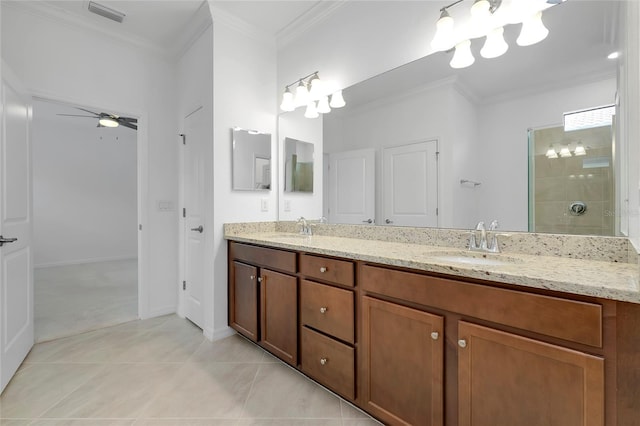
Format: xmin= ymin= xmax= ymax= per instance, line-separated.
xmin=475 ymin=221 xmax=485 ymax=231
xmin=489 ymin=220 xmax=499 ymax=231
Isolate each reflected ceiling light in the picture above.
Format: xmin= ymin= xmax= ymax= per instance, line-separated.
xmin=574 ymin=142 xmax=586 ymax=156
xmin=99 ymin=117 xmax=119 ymax=127
xmin=279 ymin=72 xmax=346 ymax=118
xmin=304 ymin=101 xmax=319 ymax=119
xmin=481 ymin=26 xmax=509 ymax=58
xmin=559 ymin=146 xmax=572 ymax=158
xmin=608 ymin=51 xmax=620 ymax=60
xmin=516 ymin=11 xmax=549 ymax=46
xmin=329 ymin=90 xmax=346 ymax=108
xmin=450 ymin=40 xmax=475 ymax=69
xmin=545 ymin=145 xmax=558 ymax=159
xmin=430 ymin=9 xmax=455 ymax=51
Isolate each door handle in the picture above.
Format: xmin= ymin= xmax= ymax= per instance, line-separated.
xmin=362 ymin=219 xmax=373 ymax=224
xmin=190 ymin=225 xmax=203 ymax=233
xmin=0 ymin=236 xmax=17 ymax=247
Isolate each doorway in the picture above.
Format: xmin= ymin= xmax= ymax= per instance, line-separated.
xmin=32 ymin=99 xmax=139 ymax=342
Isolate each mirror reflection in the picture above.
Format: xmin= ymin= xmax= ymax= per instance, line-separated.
xmin=314 ymin=0 xmax=624 ymax=234
xmin=232 ymin=128 xmax=272 ymax=191
xmin=284 ymin=137 xmax=314 ymax=193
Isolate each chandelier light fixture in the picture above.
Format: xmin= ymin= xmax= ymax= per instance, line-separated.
xmin=430 ymin=0 xmax=554 ymax=69
xmin=280 ymin=72 xmax=346 ymax=118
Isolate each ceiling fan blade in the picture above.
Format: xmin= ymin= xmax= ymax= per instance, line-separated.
xmin=56 ymin=114 xmax=97 ymax=118
xmin=118 ymin=116 xmax=138 ymax=123
xmin=74 ymin=107 xmax=101 ymax=116
xmin=119 ymin=121 xmax=138 ymax=130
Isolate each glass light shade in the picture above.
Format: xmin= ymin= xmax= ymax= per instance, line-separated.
xmin=517 ymin=11 xmax=549 ymax=47
xmin=304 ymin=101 xmax=319 ymax=119
xmin=329 ymin=90 xmax=346 ymax=108
xmin=280 ymin=88 xmax=295 ymax=112
xmin=481 ymin=27 xmax=508 ymax=59
xmin=545 ymin=146 xmax=558 ymax=159
xmin=450 ymin=40 xmax=475 ymax=69
xmin=99 ymin=117 xmax=119 ymax=127
xmin=308 ymin=74 xmax=324 ymax=100
xmin=574 ymin=143 xmax=586 ymax=156
xmin=295 ymin=81 xmax=310 ymax=107
xmin=470 ymin=0 xmax=490 ymax=17
xmin=469 ymin=0 xmax=492 ymax=37
xmin=317 ymin=96 xmax=331 ymax=114
xmin=559 ymin=147 xmax=572 ymax=158
xmin=430 ymin=10 xmax=455 ymax=52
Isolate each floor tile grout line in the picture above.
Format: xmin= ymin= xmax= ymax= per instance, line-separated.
xmin=238 ymin=359 xmax=264 ymax=420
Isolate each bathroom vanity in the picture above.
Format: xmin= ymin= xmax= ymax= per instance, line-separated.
xmin=226 ymin=223 xmax=640 ymax=426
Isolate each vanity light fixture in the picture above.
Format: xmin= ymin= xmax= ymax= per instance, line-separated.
xmin=559 ymin=146 xmax=572 ymax=158
xmin=573 ymin=142 xmax=586 ymax=156
xmin=430 ymin=0 xmax=552 ymax=69
xmin=280 ymin=72 xmax=346 ymax=118
xmin=545 ymin=145 xmax=558 ymax=159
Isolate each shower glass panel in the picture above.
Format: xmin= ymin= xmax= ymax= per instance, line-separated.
xmin=528 ymin=123 xmax=614 ymax=236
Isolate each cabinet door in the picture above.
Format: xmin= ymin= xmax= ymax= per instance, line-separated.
xmin=260 ymin=269 xmax=298 ymax=365
xmin=230 ymin=261 xmax=259 ymax=341
xmin=362 ymin=296 xmax=444 ymax=426
xmin=458 ymin=321 xmax=604 ymax=426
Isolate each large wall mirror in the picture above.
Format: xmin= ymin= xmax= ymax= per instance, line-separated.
xmin=280 ymin=0 xmax=631 ymax=236
xmin=232 ymin=127 xmax=272 ymax=191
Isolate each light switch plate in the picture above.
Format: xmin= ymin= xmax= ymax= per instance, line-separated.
xmin=261 ymin=198 xmax=268 ymax=212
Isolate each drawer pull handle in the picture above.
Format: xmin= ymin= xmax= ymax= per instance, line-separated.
xmin=320 ymin=307 xmax=328 ymax=314
xmin=320 ymin=267 xmax=327 ymax=273
xmin=320 ymin=358 xmax=328 ymax=365
xmin=431 ymin=332 xmax=439 ymax=340
xmin=458 ymin=339 xmax=467 ymax=348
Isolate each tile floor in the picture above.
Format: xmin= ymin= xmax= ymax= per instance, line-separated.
xmin=35 ymin=260 xmax=138 ymax=342
xmin=0 ymin=315 xmax=381 ymax=425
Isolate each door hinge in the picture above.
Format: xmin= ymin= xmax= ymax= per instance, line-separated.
xmin=436 ymin=207 xmax=439 ymax=216
xmin=139 ymin=224 xmax=142 ymax=230
xmin=180 ymin=133 xmax=186 ymax=145
xmin=183 ymin=208 xmax=186 ymax=218
xmin=435 ymin=151 xmax=440 ymax=158
xmin=183 ymin=281 xmax=186 ymax=290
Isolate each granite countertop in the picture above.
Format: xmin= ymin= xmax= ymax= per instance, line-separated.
xmin=225 ymin=231 xmax=640 ymax=304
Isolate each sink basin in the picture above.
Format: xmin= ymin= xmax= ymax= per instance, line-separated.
xmin=429 ymin=251 xmax=523 ymax=267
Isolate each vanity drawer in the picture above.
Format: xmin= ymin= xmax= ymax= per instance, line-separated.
xmin=301 ymin=279 xmax=354 ymax=343
xmin=230 ymin=242 xmax=296 ymax=274
xmin=361 ymin=264 xmax=602 ymax=347
xmin=301 ymin=326 xmax=355 ymax=400
xmin=300 ymin=253 xmax=354 ymax=287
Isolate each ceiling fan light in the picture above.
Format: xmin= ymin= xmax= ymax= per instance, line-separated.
xmin=99 ymin=117 xmax=119 ymax=128
xmin=431 ymin=9 xmax=455 ymax=52
xmin=517 ymin=11 xmax=549 ymax=47
xmin=450 ymin=39 xmax=475 ymax=69
xmin=481 ymin=26 xmax=509 ymax=58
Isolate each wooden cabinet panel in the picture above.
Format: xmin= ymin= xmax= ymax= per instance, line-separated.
xmin=300 ymin=253 xmax=354 ymax=287
xmin=301 ymin=326 xmax=355 ymax=400
xmin=458 ymin=321 xmax=604 ymax=426
xmin=300 ymin=279 xmax=354 ymax=343
xmin=230 ymin=261 xmax=259 ymax=342
xmin=362 ymin=296 xmax=444 ymax=426
xmin=361 ymin=264 xmax=602 ymax=347
xmin=232 ymin=242 xmax=297 ymax=273
xmin=260 ymin=269 xmax=298 ymax=365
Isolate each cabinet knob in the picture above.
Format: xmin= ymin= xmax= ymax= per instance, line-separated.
xmin=320 ymin=358 xmax=328 ymax=365
xmin=431 ymin=332 xmax=439 ymax=340
xmin=257 ymin=277 xmax=263 ymax=283
xmin=250 ymin=275 xmax=255 ymax=280
xmin=319 ymin=267 xmax=327 ymax=273
xmin=458 ymin=339 xmax=467 ymax=348
xmin=320 ymin=307 xmax=328 ymax=314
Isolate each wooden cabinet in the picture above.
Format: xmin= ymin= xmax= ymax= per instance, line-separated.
xmin=458 ymin=321 xmax=604 ymax=426
xmin=361 ymin=296 xmax=444 ymax=426
xmin=228 ymin=242 xmax=298 ymax=365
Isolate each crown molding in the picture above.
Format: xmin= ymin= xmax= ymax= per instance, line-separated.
xmin=173 ymin=1 xmax=213 ymax=60
xmin=208 ymin=2 xmax=276 ymax=49
xmin=276 ymin=1 xmax=347 ymax=50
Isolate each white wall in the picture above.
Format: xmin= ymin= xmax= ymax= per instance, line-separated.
xmin=476 ymin=77 xmax=616 ymax=231
xmin=1 ymin=3 xmax=180 ymax=318
xmin=32 ymin=102 xmax=137 ymax=267
xmin=210 ymin=15 xmax=278 ymax=339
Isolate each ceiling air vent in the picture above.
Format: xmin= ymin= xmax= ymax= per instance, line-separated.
xmin=88 ymin=1 xmax=125 ymax=23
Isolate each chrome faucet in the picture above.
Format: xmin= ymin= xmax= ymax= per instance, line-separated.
xmin=486 ymin=220 xmax=500 ymax=253
xmin=469 ymin=221 xmax=487 ymax=251
xmin=297 ymin=217 xmax=312 ymax=236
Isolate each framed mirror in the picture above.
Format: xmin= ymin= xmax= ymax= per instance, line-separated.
xmin=232 ymin=127 xmax=272 ymax=191
xmin=284 ymin=137 xmax=314 ymax=193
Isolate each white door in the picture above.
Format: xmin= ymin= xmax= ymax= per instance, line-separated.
xmin=383 ymin=140 xmax=438 ymax=227
xmin=328 ymin=149 xmax=375 ymax=224
xmin=0 ymin=64 xmax=33 ymax=393
xmin=181 ymin=106 xmax=206 ymax=329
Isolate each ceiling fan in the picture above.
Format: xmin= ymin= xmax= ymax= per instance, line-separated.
xmin=57 ymin=107 xmax=138 ymax=130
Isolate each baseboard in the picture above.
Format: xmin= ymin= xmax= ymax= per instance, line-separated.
xmin=206 ymin=325 xmax=234 ymax=341
xmin=142 ymin=306 xmax=176 ymax=320
xmin=35 ymin=255 xmax=138 ymax=269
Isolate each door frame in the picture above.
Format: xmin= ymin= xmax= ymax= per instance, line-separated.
xmin=30 ymin=90 xmax=148 ymax=319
